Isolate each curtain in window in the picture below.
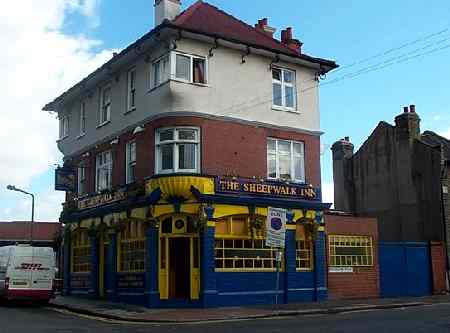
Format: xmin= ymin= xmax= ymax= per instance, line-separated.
xmin=193 ymin=58 xmax=205 ymax=84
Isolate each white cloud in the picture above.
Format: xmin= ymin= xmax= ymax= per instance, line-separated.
xmin=322 ymin=182 xmax=334 ymax=208
xmin=0 ymin=0 xmax=114 ymax=220
xmin=441 ymin=128 xmax=450 ymax=140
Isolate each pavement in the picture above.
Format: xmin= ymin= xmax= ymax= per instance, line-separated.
xmin=49 ymin=294 xmax=450 ymax=323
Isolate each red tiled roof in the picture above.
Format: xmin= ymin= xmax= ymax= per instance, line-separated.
xmin=169 ymin=1 xmax=337 ymax=68
xmin=0 ymin=222 xmax=62 ymax=241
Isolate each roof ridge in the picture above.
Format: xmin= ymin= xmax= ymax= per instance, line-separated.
xmin=171 ymin=0 xmax=203 ymax=25
xmin=422 ymin=130 xmax=450 ymax=143
xmin=192 ymin=1 xmax=297 ymax=55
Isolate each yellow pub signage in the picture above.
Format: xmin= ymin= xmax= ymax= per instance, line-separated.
xmin=216 ymin=178 xmax=319 ymax=201
xmin=78 ymin=191 xmax=127 ymax=210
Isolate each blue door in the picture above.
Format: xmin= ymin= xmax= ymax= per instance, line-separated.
xmin=379 ymin=243 xmax=431 ymax=298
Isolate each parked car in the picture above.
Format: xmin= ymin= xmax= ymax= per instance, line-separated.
xmin=0 ymin=245 xmax=56 ymax=303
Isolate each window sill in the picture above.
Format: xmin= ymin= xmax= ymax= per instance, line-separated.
xmin=76 ymin=133 xmax=86 ymax=140
xmin=171 ymin=78 xmax=210 ymax=88
xmin=272 ymin=106 xmax=300 ymax=114
xmin=96 ymin=120 xmax=111 ymax=129
xmin=266 ymin=177 xmax=306 ymax=184
xmin=57 ymin=135 xmax=69 ymax=142
xmin=124 ymin=107 xmax=136 ymax=115
xmin=147 ymin=80 xmax=170 ymax=94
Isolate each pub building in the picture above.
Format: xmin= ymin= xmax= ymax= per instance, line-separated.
xmin=46 ymin=0 xmax=338 ymax=307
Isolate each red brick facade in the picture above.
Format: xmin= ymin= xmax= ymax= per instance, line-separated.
xmin=69 ymin=116 xmax=321 ymax=196
xmin=430 ymin=241 xmax=447 ymax=295
xmin=325 ymin=213 xmax=380 ymax=300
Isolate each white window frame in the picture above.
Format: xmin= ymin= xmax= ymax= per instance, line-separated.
xmin=272 ymin=67 xmax=297 ymax=111
xmin=79 ymin=101 xmax=86 ymax=137
xmin=126 ymin=141 xmax=137 ymax=184
xmin=127 ymin=68 xmax=137 ymax=112
xmin=96 ymin=150 xmax=112 ymax=192
xmin=150 ymin=54 xmax=170 ymax=89
xmin=155 ymin=127 xmax=200 ymax=175
xmin=267 ymin=138 xmax=305 ymax=183
xmin=99 ymin=85 xmax=111 ymax=126
xmin=78 ymin=162 xmax=86 ymax=195
xmin=171 ymin=51 xmax=208 ymax=85
xmin=59 ymin=115 xmax=69 ymax=140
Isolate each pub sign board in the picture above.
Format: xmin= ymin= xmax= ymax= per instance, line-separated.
xmin=266 ymin=207 xmax=286 ymax=248
xmin=216 ymin=177 xmax=320 ymax=201
xmin=55 ymin=167 xmax=76 ymax=192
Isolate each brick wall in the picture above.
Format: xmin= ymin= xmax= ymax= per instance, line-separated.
xmin=71 ymin=116 xmax=321 ymax=195
xmin=430 ymin=241 xmax=447 ymax=294
xmin=325 ymin=213 xmax=379 ymax=300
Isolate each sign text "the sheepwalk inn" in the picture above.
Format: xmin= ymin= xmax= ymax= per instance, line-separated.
xmin=216 ymin=178 xmax=319 ymax=201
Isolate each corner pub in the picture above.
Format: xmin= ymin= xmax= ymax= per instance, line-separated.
xmin=47 ymin=0 xmax=338 ymax=308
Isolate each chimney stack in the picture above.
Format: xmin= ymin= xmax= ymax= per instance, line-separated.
xmin=331 ymin=137 xmax=355 ymax=212
xmin=280 ymin=27 xmax=303 ymax=54
xmin=395 ymin=105 xmax=421 ymax=142
xmin=255 ymin=18 xmax=277 ymax=38
xmin=155 ymin=0 xmax=181 ymax=27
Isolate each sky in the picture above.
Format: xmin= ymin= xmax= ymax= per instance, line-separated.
xmin=1 ymin=0 xmax=450 ymax=221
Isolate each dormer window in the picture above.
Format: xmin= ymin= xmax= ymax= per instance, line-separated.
xmin=272 ymin=67 xmax=297 ymax=111
xmin=172 ymin=52 xmax=207 ymax=84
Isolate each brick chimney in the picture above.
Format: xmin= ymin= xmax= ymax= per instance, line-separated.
xmin=255 ymin=18 xmax=277 ymax=38
xmin=331 ymin=137 xmax=355 ymax=212
xmin=281 ymin=27 xmax=303 ymax=54
xmin=395 ymin=105 xmax=421 ymax=142
xmin=155 ymin=0 xmax=181 ymax=27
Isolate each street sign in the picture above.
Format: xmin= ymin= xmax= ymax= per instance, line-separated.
xmin=265 ymin=207 xmax=286 ymax=248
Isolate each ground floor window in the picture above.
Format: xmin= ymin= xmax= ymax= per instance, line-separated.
xmin=296 ymin=224 xmax=313 ymax=270
xmin=328 ymin=235 xmax=373 ymax=267
xmin=118 ymin=220 xmax=146 ymax=272
xmin=71 ymin=229 xmax=91 ymax=273
xmin=215 ymin=215 xmax=279 ymax=271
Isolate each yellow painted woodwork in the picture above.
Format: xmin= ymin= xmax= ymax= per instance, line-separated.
xmin=318 ymin=226 xmax=325 ymax=232
xmin=146 ymin=176 xmax=215 ymax=200
xmin=286 ymin=224 xmax=297 ymax=230
xmin=131 ymin=207 xmax=146 ymax=220
xmin=213 ymin=204 xmax=249 ymax=218
xmin=207 ymin=221 xmax=216 ymax=227
xmin=255 ymin=207 xmax=268 ymax=216
xmin=159 ymin=237 xmax=169 ymax=300
xmin=190 ymin=237 xmax=200 ymax=300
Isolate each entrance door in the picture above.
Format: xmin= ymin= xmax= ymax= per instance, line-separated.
xmin=169 ymin=238 xmax=190 ymax=299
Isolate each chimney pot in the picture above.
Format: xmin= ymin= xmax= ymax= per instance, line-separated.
xmin=344 ymin=136 xmax=350 ymax=142
xmin=154 ymin=0 xmax=181 ymax=27
xmin=410 ymin=105 xmax=416 ymax=113
xmin=403 ymin=106 xmax=409 ymax=113
xmin=255 ymin=18 xmax=276 ymax=38
xmin=286 ymin=27 xmax=293 ymax=40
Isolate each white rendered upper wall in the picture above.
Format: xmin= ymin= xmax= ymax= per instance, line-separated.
xmin=56 ymin=37 xmax=321 ymax=157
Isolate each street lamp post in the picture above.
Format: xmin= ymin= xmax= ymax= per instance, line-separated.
xmin=6 ymin=185 xmax=35 ymax=244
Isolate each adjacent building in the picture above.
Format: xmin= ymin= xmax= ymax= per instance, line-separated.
xmin=332 ymin=105 xmax=448 ymax=296
xmin=43 ymin=0 xmax=338 ymax=307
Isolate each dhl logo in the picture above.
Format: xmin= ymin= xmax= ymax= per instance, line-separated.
xmin=14 ymin=263 xmax=50 ymax=271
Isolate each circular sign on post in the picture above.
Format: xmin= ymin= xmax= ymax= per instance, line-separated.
xmin=271 ymin=217 xmax=282 ymax=231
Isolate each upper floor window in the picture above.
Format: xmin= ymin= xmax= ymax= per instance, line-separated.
xmin=59 ymin=115 xmax=69 ymax=139
xmin=127 ymin=68 xmax=136 ymax=111
xmin=272 ymin=67 xmax=296 ymax=110
xmin=151 ymin=55 xmax=169 ymax=88
xmin=155 ymin=127 xmax=200 ymax=174
xmin=172 ymin=52 xmax=207 ymax=84
xmin=79 ymin=101 xmax=86 ymax=136
xmin=78 ymin=162 xmax=86 ymax=195
xmin=99 ymin=86 xmax=111 ymax=125
xmin=267 ymin=138 xmax=305 ymax=182
xmin=126 ymin=141 xmax=137 ymax=184
xmin=96 ymin=150 xmax=112 ymax=191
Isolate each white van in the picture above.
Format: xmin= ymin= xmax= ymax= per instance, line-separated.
xmin=0 ymin=245 xmax=56 ymax=303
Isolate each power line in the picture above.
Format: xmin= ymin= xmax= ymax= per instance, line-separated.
xmin=332 ymin=27 xmax=449 ymax=74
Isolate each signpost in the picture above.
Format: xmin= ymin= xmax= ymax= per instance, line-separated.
xmin=266 ymin=207 xmax=286 ymax=308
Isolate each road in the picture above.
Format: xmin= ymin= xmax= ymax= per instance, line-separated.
xmin=2 ymin=302 xmax=450 ymax=333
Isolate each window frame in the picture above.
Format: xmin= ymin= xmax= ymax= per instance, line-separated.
xmin=127 ymin=68 xmax=137 ymax=112
xmin=272 ymin=66 xmax=297 ymax=112
xmin=126 ymin=140 xmax=137 ymax=184
xmin=77 ymin=162 xmax=86 ymax=196
xmin=95 ymin=150 xmax=112 ymax=192
xmin=171 ymin=51 xmax=208 ymax=85
xmin=71 ymin=229 xmax=91 ymax=273
xmin=117 ymin=220 xmax=146 ymax=273
xmin=155 ymin=126 xmax=201 ymax=175
xmin=267 ymin=138 xmax=305 ymax=183
xmin=150 ymin=54 xmax=170 ymax=89
xmin=99 ymin=85 xmax=111 ymax=126
xmin=328 ymin=235 xmax=374 ymax=267
xmin=59 ymin=115 xmax=69 ymax=140
xmin=79 ymin=101 xmax=86 ymax=137
xmin=295 ymin=225 xmax=313 ymax=271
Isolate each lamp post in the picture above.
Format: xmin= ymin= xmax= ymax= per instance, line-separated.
xmin=7 ymin=185 xmax=35 ymax=244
